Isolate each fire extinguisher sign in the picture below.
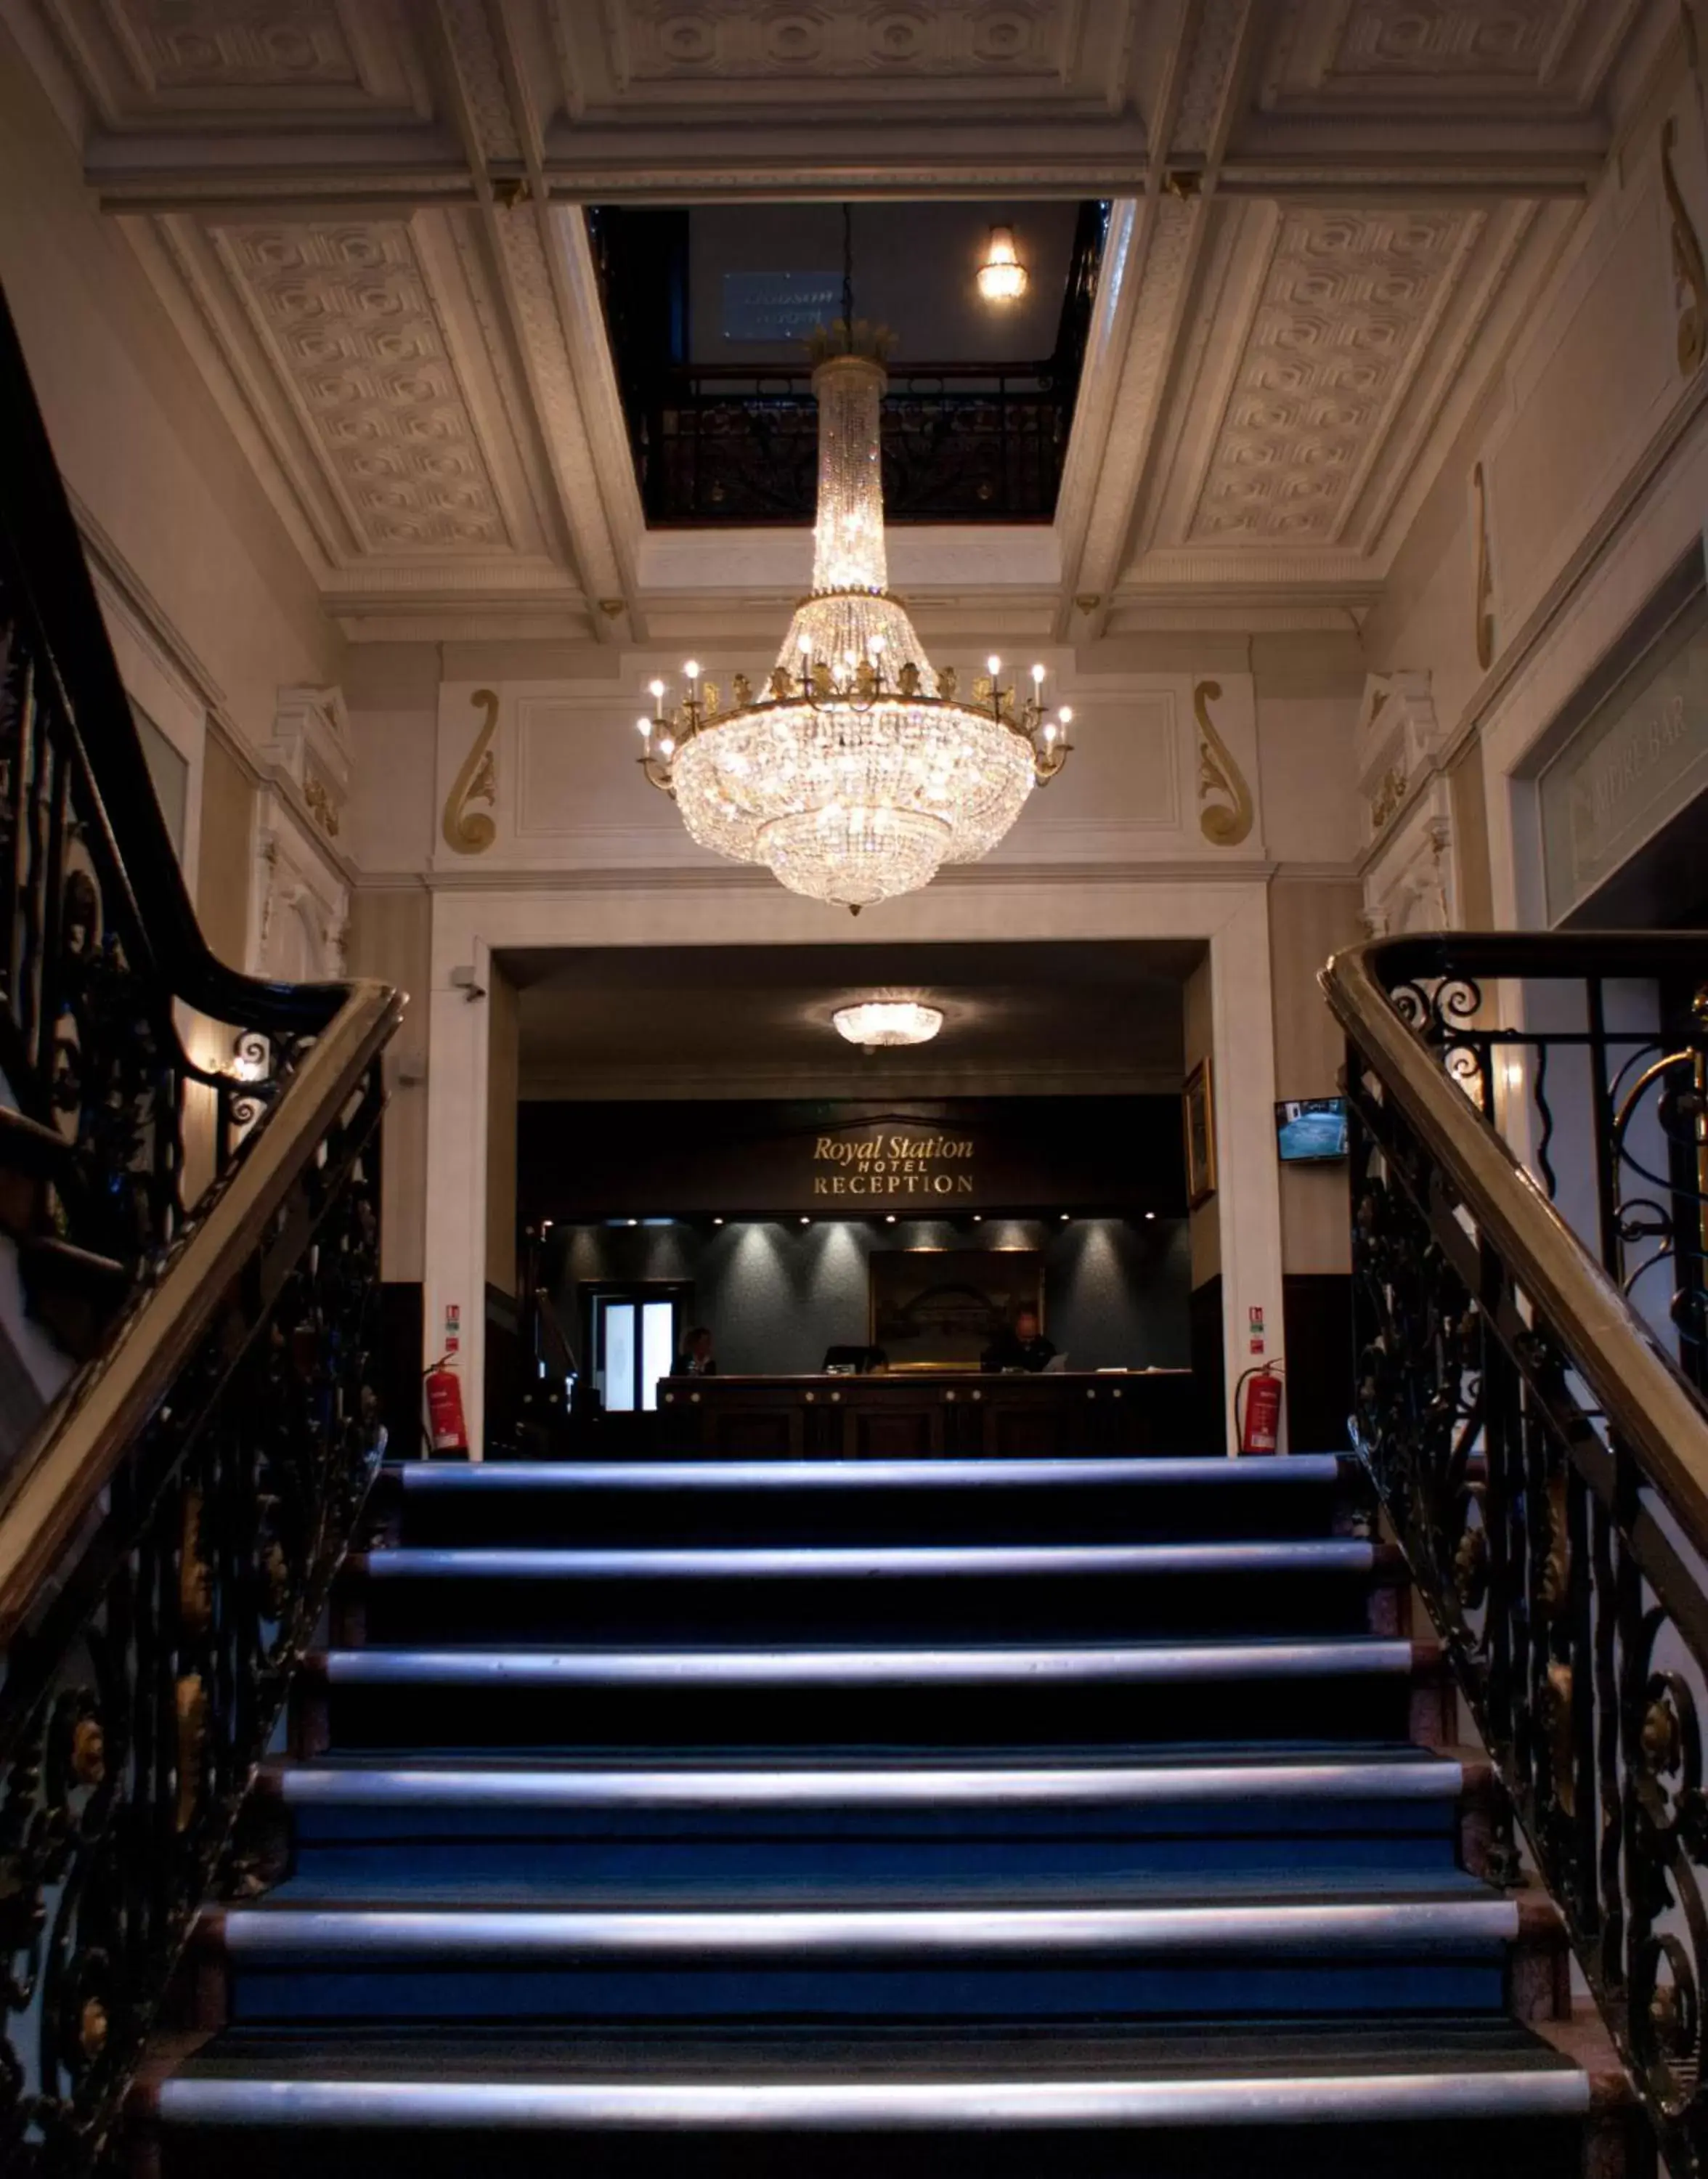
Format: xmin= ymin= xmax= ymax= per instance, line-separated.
xmin=444 ymin=1302 xmax=460 ymax=1356
xmin=1248 ymin=1303 xmax=1265 ymax=1356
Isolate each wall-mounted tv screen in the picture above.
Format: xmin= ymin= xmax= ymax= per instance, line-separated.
xmin=1275 ymin=1097 xmax=1349 ymax=1164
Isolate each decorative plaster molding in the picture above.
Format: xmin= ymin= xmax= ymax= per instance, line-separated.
xmin=1190 ymin=208 xmax=1473 ymax=545
xmin=1361 ymin=784 xmax=1457 ymax=936
xmin=215 ymin=220 xmax=511 ymax=555
xmin=266 ymin=683 xmax=351 ymax=822
xmin=1663 ymin=113 xmax=1708 ymax=376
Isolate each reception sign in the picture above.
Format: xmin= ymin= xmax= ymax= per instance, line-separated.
xmin=518 ymin=1096 xmax=1184 ymax=1221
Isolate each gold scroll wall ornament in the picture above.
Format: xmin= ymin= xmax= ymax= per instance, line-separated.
xmin=442 ymin=688 xmax=500 ymax=856
xmin=1193 ymin=680 xmax=1253 ymax=848
xmin=1472 ymin=463 xmax=1495 ymax=673
xmin=1664 ymin=115 xmax=1708 ymax=377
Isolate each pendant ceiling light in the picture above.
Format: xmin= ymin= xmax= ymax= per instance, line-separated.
xmin=633 ymin=213 xmax=1072 ymax=913
xmin=976 ymin=224 xmax=1028 ymax=304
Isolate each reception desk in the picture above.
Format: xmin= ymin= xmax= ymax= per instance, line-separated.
xmin=655 ymin=1371 xmax=1201 ymax=1460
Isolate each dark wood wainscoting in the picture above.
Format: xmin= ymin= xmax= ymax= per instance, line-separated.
xmin=656 ymin=1372 xmax=1199 ymax=1460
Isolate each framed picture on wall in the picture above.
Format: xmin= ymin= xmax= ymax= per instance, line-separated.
xmin=1183 ymin=1058 xmax=1216 ymax=1208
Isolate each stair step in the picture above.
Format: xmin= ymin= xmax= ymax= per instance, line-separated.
xmin=381 ymin=1454 xmax=1354 ymax=1548
xmin=200 ymin=1891 xmax=1548 ymax=2025
xmin=301 ymin=1638 xmax=1427 ymax=1753
xmin=268 ymin=1752 xmax=1468 ymax=1886
xmin=146 ymin=2021 xmax=1621 ymax=2178
xmin=271 ymin=1750 xmax=1465 ymax=1815
xmin=339 ymin=1538 xmax=1391 ymax=1642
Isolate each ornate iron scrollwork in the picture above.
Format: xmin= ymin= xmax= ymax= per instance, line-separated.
xmin=1345 ymin=936 xmax=1708 ymax=2177
xmin=0 ymin=1062 xmax=386 ymax=2175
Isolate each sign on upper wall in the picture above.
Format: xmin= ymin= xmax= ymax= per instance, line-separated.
xmin=518 ymin=1097 xmax=1187 ymax=1221
xmin=1538 ymin=595 xmax=1708 ymax=924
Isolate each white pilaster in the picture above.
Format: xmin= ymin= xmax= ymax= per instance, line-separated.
xmin=1208 ymin=886 xmax=1286 ymax=1453
xmin=423 ymin=899 xmax=491 ymax=1457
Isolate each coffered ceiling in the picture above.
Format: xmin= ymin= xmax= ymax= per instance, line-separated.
xmin=7 ymin=0 xmax=1663 ymax=644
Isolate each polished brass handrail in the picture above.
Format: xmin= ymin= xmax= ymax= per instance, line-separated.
xmin=0 ymin=979 xmax=402 ymax=1644
xmin=1322 ymin=936 xmax=1708 ymax=1558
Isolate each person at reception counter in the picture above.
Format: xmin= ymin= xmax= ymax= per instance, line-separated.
xmin=981 ymin=1306 xmax=1057 ymax=1373
xmin=672 ymin=1326 xmax=717 ymax=1377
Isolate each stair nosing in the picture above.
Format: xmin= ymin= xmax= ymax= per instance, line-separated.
xmin=214 ymin=1896 xmax=1524 ymax=1958
xmin=271 ymin=1754 xmax=1465 ymax=1810
xmin=351 ymin=1541 xmax=1378 ymax=1582
xmin=155 ymin=2066 xmax=1592 ymax=2131
xmin=392 ymin=1456 xmax=1349 ymax=1493
xmin=313 ymin=1638 xmax=1419 ymax=1687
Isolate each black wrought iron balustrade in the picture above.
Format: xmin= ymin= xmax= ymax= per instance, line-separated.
xmin=0 ymin=1050 xmax=387 ymax=2175
xmin=0 ymin=277 xmax=402 ymax=2175
xmin=0 ymin=288 xmax=345 ymax=1355
xmin=1325 ymin=930 xmax=1708 ymax=2179
xmin=637 ymin=361 xmax=1068 ymax=525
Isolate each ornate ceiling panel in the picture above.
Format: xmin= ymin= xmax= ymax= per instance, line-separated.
xmin=545 ymin=0 xmax=1134 ymax=110
xmin=1188 ymin=209 xmax=1472 ymax=544
xmin=214 ymin=222 xmax=510 ymax=554
xmin=1257 ymin=0 xmax=1632 ymax=113
xmin=37 ymin=0 xmax=434 ymax=122
xmin=610 ymin=1 xmax=1070 ymax=82
xmin=4 ymin=0 xmax=1664 ymax=638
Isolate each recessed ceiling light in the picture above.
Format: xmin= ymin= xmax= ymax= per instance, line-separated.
xmin=832 ymin=1000 xmax=943 ymax=1048
xmin=885 ymin=1214 xmax=896 ymax=1223
xmin=800 ymin=1216 xmax=810 ymax=1226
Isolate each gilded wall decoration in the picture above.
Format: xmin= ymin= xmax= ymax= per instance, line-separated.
xmin=1370 ymin=762 xmax=1410 ymax=833
xmin=303 ymin=774 xmax=339 ymax=837
xmin=1472 ymin=460 xmax=1495 ymax=671
xmin=1662 ymin=115 xmax=1708 ymax=376
xmin=1193 ymin=679 xmax=1254 ymax=848
xmin=442 ymin=688 xmax=500 ymax=855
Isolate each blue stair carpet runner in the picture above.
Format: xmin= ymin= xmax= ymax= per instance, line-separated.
xmin=138 ymin=1453 xmax=1643 ymax=2176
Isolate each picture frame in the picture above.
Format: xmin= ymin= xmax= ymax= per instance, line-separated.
xmin=1183 ymin=1057 xmax=1216 ymax=1208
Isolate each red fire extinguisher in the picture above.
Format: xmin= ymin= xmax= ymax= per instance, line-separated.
xmin=423 ymin=1353 xmax=469 ymax=1458
xmin=1236 ymin=1363 xmax=1284 ymax=1456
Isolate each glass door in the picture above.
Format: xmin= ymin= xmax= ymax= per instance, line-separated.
xmin=593 ymin=1291 xmax=683 ymax=1412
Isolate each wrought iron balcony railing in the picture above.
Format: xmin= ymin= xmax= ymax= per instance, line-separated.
xmin=0 ymin=280 xmax=401 ymax=2174
xmin=1324 ymin=930 xmax=1708 ymax=2178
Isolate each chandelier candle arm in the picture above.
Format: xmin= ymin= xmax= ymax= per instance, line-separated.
xmin=629 ymin=345 xmax=1073 ymax=909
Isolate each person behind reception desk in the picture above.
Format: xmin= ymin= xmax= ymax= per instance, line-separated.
xmin=981 ymin=1306 xmax=1057 ymax=1374
xmin=671 ymin=1326 xmax=717 ymax=1377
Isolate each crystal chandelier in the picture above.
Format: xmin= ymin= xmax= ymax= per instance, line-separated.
xmin=633 ymin=322 xmax=1071 ymax=912
xmin=832 ymin=1000 xmax=943 ymax=1048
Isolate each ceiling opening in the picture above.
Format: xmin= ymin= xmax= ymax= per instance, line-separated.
xmin=586 ymin=200 xmax=1110 ymax=527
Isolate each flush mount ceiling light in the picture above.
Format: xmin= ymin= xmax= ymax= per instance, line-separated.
xmin=976 ymin=224 xmax=1028 ymax=304
xmin=631 ymin=211 xmax=1070 ymax=913
xmin=832 ymin=1000 xmax=944 ymax=1049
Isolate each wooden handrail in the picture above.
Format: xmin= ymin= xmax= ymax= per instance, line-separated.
xmin=1321 ymin=936 xmax=1708 ymax=1561
xmin=0 ymin=981 xmax=402 ymax=1644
